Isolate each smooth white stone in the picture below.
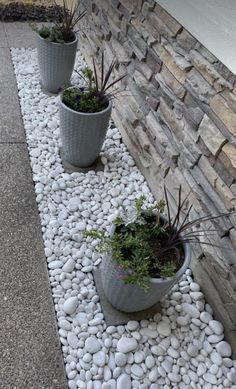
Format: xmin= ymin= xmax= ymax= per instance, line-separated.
xmin=209 ymin=363 xmax=218 ymax=375
xmin=207 ymin=334 xmax=224 ymax=343
xmin=182 ymin=303 xmax=200 ymax=318
xmin=145 ymin=355 xmax=155 ymax=369
xmin=210 ymin=351 xmax=222 ymax=366
xmin=83 ymin=353 xmax=92 ymax=363
xmin=177 ymin=316 xmax=188 ymax=326
xmin=61 ymin=279 xmax=72 ymax=290
xmin=159 ymin=337 xmax=171 ymax=351
xmin=63 ymin=297 xmax=78 ymax=314
xmin=203 ymin=372 xmax=217 ymax=384
xmin=85 ymin=337 xmax=101 ymax=354
xmin=134 ymin=351 xmax=145 ymax=363
xmin=151 ymin=345 xmax=165 ymax=356
xmin=131 ymin=364 xmax=144 ymax=378
xmin=190 ymin=282 xmax=200 ymax=292
xmin=188 ymin=370 xmax=198 ymax=383
xmin=115 ymin=352 xmax=127 ymax=367
xmin=168 ymin=347 xmax=179 ymax=359
xmin=157 ymin=321 xmax=171 ymax=337
xmin=104 ymin=338 xmax=112 ymax=349
xmin=93 ymin=382 xmax=102 ymax=389
xmin=140 ymin=328 xmax=158 ymax=338
xmin=149 ymin=367 xmax=159 ymax=382
xmin=187 ymin=344 xmax=199 ymax=357
xmin=162 ymin=359 xmax=173 ymax=373
xmin=93 ymin=351 xmax=106 ymax=367
xmin=62 ymin=258 xmax=75 ymax=273
xmin=48 ymin=260 xmax=63 ymax=270
xmin=190 ymin=292 xmax=204 ymax=301
xmin=216 ymin=341 xmax=232 ymax=357
xmin=200 ymin=311 xmax=212 ymax=324
xmin=67 ymin=332 xmax=79 ymax=349
xmin=117 ymin=373 xmax=131 ymax=389
xmin=117 ymin=337 xmax=138 ymax=353
xmin=228 ymin=370 xmax=236 ymax=382
xmin=209 ymin=320 xmax=224 ymax=335
xmin=68 ymin=380 xmax=77 ymax=389
xmin=203 ymin=340 xmax=213 ymax=354
xmin=223 ymin=358 xmax=233 ymax=368
xmin=77 ymin=221 xmax=86 ymax=231
xmin=58 ymin=319 xmax=71 ymax=331
xmin=76 ymin=312 xmax=88 ymax=326
xmin=171 ymin=336 xmax=180 ymax=349
xmin=197 ymin=363 xmax=207 ymax=376
xmin=103 ymin=366 xmax=112 ymax=381
xmin=113 ymin=367 xmax=121 ymax=379
xmin=168 ymin=372 xmax=181 ymax=383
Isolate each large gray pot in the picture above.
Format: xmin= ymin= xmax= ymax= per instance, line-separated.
xmin=101 ymin=223 xmax=191 ymax=312
xmin=36 ymin=33 xmax=77 ymax=93
xmin=59 ymin=94 xmax=112 ymax=167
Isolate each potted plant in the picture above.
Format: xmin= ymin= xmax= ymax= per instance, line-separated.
xmin=85 ymin=186 xmax=231 ymax=312
xmin=34 ymin=0 xmax=86 ymax=93
xmin=59 ymin=53 xmax=126 ymax=167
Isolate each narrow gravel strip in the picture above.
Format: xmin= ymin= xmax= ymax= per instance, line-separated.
xmin=11 ymin=47 xmax=236 ymax=389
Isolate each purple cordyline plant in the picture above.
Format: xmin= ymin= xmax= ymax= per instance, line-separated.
xmin=160 ymin=185 xmax=233 ymax=256
xmin=62 ymin=52 xmax=127 ymax=113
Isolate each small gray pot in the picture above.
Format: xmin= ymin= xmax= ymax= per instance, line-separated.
xmin=59 ymin=94 xmax=112 ymax=167
xmin=101 ymin=222 xmax=191 ymax=312
xmin=36 ymin=33 xmax=77 ymax=93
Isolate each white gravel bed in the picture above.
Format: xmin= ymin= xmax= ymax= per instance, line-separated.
xmin=11 ymin=47 xmax=236 ymax=389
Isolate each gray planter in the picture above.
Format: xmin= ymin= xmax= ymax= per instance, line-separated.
xmin=101 ymin=223 xmax=191 ymax=312
xmin=36 ymin=33 xmax=77 ymax=93
xmin=59 ymin=94 xmax=112 ymax=167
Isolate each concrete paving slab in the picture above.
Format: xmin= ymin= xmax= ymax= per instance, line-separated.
xmin=5 ymin=22 xmax=36 ymax=47
xmin=0 ymin=143 xmax=68 ymax=389
xmin=0 ymin=80 xmax=26 ymax=142
xmin=0 ymin=47 xmax=16 ymax=81
xmin=0 ymin=22 xmax=8 ymax=47
xmin=0 ymin=143 xmax=39 ymax=229
xmin=93 ymin=269 xmax=161 ymax=326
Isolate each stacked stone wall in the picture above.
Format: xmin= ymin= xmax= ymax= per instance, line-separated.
xmin=79 ymin=0 xmax=236 ymax=351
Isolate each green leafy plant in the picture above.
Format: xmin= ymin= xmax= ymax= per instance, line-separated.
xmin=62 ymin=53 xmax=127 ymax=113
xmin=34 ymin=0 xmax=86 ymax=43
xmin=85 ymin=186 xmax=232 ymax=291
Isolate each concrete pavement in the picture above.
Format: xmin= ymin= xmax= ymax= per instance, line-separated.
xmin=0 ymin=22 xmax=68 ymax=389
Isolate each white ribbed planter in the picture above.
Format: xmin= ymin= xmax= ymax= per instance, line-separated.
xmin=59 ymin=94 xmax=112 ymax=167
xmin=36 ymin=33 xmax=77 ymax=93
xmin=101 ymin=223 xmax=191 ymax=312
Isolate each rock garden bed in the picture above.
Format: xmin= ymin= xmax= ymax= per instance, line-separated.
xmin=11 ymin=47 xmax=236 ymax=389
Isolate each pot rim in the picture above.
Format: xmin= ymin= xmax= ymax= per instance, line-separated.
xmin=108 ymin=212 xmax=192 ymax=283
xmin=60 ymin=88 xmax=112 ymax=116
xmin=36 ymin=31 xmax=78 ymax=46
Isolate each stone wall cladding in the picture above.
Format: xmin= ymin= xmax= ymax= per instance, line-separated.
xmin=79 ymin=0 xmax=236 ymax=350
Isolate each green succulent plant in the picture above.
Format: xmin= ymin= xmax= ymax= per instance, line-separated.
xmin=85 ymin=186 xmax=232 ymax=291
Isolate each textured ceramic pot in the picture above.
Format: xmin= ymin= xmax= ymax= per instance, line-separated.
xmin=36 ymin=33 xmax=77 ymax=93
xmin=59 ymin=94 xmax=112 ymax=167
xmin=101 ymin=220 xmax=191 ymax=312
